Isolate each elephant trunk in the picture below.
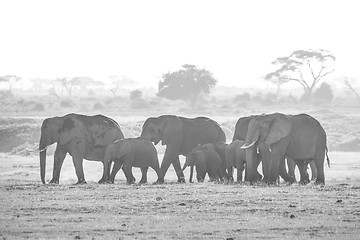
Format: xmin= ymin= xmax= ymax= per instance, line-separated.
xmin=242 ymin=125 xmax=259 ymax=149
xmin=39 ymin=138 xmax=47 ymax=184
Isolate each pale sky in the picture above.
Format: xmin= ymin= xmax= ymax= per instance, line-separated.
xmin=0 ymin=0 xmax=359 ymax=89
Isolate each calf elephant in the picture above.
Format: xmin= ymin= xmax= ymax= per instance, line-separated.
xmin=191 ymin=142 xmax=228 ymax=182
xmin=225 ymin=140 xmax=262 ymax=182
xmin=242 ymin=113 xmax=330 ymax=185
xmin=39 ymin=113 xmax=124 ymax=184
xmin=103 ymin=137 xmax=163 ymax=184
xmin=140 ymin=115 xmax=226 ymax=183
xmin=182 ymin=150 xmax=223 ymax=182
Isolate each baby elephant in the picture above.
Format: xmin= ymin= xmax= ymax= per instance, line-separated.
xmin=225 ymin=140 xmax=262 ymax=182
xmin=104 ymin=137 xmax=164 ymax=184
xmin=182 ymin=150 xmax=223 ymax=182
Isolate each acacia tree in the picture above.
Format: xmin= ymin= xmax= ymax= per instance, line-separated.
xmin=265 ymin=49 xmax=335 ymax=97
xmin=53 ymin=77 xmax=103 ymax=96
xmin=157 ymin=64 xmax=217 ymax=103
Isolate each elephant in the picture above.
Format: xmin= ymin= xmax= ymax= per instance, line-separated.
xmin=103 ymin=137 xmax=163 ymax=184
xmin=39 ymin=113 xmax=124 ymax=184
xmin=191 ymin=142 xmax=228 ymax=181
xmin=230 ymin=116 xmax=262 ymax=182
xmin=182 ymin=150 xmax=223 ymax=182
xmin=225 ymin=139 xmax=263 ymax=182
xmin=140 ymin=115 xmax=226 ymax=183
xmin=241 ymin=113 xmax=330 ymax=185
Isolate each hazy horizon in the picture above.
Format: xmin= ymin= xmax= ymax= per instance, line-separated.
xmin=1 ymin=0 xmax=359 ymax=89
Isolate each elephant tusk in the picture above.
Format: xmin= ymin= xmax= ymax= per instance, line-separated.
xmin=240 ymin=141 xmax=257 ymax=149
xmin=26 ymin=145 xmax=49 ymax=153
xmin=269 ymin=147 xmax=272 ymax=152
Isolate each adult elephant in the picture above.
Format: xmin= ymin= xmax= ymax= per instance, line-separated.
xmin=242 ymin=113 xmax=329 ymax=185
xmin=39 ymin=113 xmax=124 ymax=184
xmin=230 ymin=116 xmax=262 ymax=182
xmin=140 ymin=115 xmax=226 ymax=182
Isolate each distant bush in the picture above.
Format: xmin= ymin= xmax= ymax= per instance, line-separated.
xmin=130 ymin=90 xmax=143 ymax=100
xmin=130 ymin=99 xmax=150 ymax=109
xmin=313 ymin=83 xmax=334 ymax=102
xmin=60 ymin=100 xmax=73 ymax=108
xmin=93 ymin=102 xmax=104 ymax=110
xmin=31 ymin=103 xmax=45 ymax=111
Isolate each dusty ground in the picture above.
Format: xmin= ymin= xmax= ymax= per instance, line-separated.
xmin=0 ymin=152 xmax=360 ymax=239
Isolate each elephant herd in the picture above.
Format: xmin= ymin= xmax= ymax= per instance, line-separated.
xmin=38 ymin=113 xmax=330 ymax=186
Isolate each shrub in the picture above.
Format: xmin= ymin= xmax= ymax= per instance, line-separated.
xmin=130 ymin=99 xmax=150 ymax=109
xmin=313 ymin=83 xmax=334 ymax=102
xmin=31 ymin=103 xmax=45 ymax=111
xmin=93 ymin=102 xmax=104 ymax=110
xmin=130 ymin=90 xmax=143 ymax=100
xmin=60 ymin=100 xmax=73 ymax=108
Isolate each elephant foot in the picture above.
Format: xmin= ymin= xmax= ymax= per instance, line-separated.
xmin=154 ymin=178 xmax=164 ymax=184
xmin=98 ymin=178 xmax=108 ymax=184
xmin=126 ymin=180 xmax=135 ymax=184
xmin=139 ymin=180 xmax=147 ymax=184
xmin=49 ymin=179 xmax=59 ymax=184
xmin=177 ymin=177 xmax=185 ymax=183
xmin=75 ymin=180 xmax=87 ymax=185
xmin=314 ymin=179 xmax=325 ymax=185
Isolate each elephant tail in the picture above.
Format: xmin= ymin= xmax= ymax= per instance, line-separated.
xmin=325 ymin=146 xmax=330 ymax=168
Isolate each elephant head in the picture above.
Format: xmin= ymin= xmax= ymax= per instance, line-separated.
xmin=39 ymin=116 xmax=83 ymax=184
xmin=241 ymin=113 xmax=292 ymax=182
xmin=140 ymin=116 xmax=182 ymax=146
xmin=182 ymin=151 xmax=201 ymax=170
xmin=242 ymin=113 xmax=292 ymax=149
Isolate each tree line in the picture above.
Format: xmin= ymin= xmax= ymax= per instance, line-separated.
xmin=1 ymin=49 xmax=358 ymax=102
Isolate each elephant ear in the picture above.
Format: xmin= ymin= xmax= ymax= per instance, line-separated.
xmin=162 ymin=116 xmax=183 ymax=145
xmin=59 ymin=117 xmax=83 ymax=145
xmin=265 ymin=114 xmax=292 ymax=146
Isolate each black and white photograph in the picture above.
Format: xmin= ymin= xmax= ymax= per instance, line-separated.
xmin=0 ymin=0 xmax=359 ymax=239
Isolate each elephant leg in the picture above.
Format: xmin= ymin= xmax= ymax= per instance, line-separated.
xmin=287 ymin=158 xmax=296 ymax=180
xmin=314 ymin=150 xmax=325 ymax=185
xmin=253 ymin=153 xmax=263 ymax=181
xmin=99 ymin=160 xmax=112 ymax=184
xmin=160 ymin=145 xmax=183 ymax=182
xmin=236 ymin=160 xmax=244 ymax=182
xmin=139 ymin=167 xmax=148 ymax=184
xmin=172 ymin=156 xmax=185 ymax=183
xmin=245 ymin=147 xmax=260 ymax=182
xmin=71 ymin=155 xmax=86 ymax=184
xmin=309 ymin=161 xmax=318 ymax=181
xmin=296 ymin=161 xmax=310 ymax=185
xmin=123 ymin=164 xmax=135 ymax=184
xmin=109 ymin=160 xmax=122 ymax=183
xmin=50 ymin=148 xmax=67 ymax=184
xmin=279 ymin=157 xmax=295 ymax=184
xmin=150 ymin=157 xmax=164 ymax=184
xmin=227 ymin=167 xmax=234 ymax=182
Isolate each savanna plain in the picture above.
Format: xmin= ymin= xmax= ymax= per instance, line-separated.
xmin=1 ymin=100 xmax=360 ymax=240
